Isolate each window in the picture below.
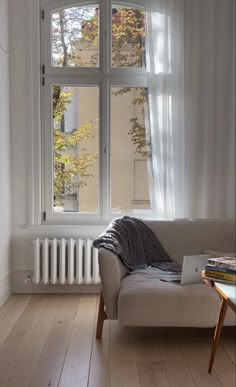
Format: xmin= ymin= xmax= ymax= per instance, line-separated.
xmin=41 ymin=0 xmax=151 ymax=222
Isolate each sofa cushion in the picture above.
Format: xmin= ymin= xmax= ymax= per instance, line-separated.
xmin=118 ymin=271 xmax=235 ymax=327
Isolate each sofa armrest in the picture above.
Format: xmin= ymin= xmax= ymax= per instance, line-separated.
xmin=98 ymin=248 xmax=129 ymax=319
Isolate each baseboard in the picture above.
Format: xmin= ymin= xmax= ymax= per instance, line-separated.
xmin=11 ymin=269 xmax=101 ymax=294
xmin=0 ymin=271 xmax=11 ymax=307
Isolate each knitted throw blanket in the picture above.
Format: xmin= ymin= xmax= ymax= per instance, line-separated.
xmin=93 ymin=216 xmax=181 ymax=272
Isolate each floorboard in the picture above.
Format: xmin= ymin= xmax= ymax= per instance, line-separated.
xmin=110 ymin=321 xmax=139 ymax=387
xmin=134 ymin=327 xmax=170 ymax=387
xmin=0 ymin=296 xmax=18 ymax=321
xmin=155 ymin=331 xmax=196 ymax=387
xmin=0 ymin=295 xmax=31 ymax=347
xmin=6 ymin=295 xmax=62 ymax=387
xmin=58 ymin=294 xmax=97 ymax=387
xmin=88 ymin=299 xmax=110 ymax=387
xmin=28 ymin=295 xmax=80 ymax=387
xmin=0 ymin=295 xmax=45 ymax=385
xmin=0 ymin=295 xmax=235 ymax=387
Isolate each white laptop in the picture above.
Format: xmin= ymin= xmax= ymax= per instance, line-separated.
xmin=161 ymin=255 xmax=209 ymax=285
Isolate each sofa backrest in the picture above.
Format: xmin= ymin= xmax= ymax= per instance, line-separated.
xmin=143 ymin=219 xmax=235 ymax=264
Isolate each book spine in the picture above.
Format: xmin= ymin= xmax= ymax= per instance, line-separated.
xmin=205 ymin=270 xmax=236 ymax=282
xmin=205 ymin=265 xmax=236 ymax=274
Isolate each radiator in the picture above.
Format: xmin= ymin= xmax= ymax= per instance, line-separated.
xmin=33 ymin=238 xmax=100 ymax=285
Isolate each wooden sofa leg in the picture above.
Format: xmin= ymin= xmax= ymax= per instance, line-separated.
xmin=96 ymin=291 xmax=107 ymax=339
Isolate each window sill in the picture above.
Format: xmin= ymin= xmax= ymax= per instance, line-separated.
xmin=25 ymin=222 xmax=108 ymax=233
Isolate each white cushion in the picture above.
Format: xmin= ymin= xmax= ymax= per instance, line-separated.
xmin=118 ymin=272 xmax=235 ymax=327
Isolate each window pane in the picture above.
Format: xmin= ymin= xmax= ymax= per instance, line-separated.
xmin=111 ymin=87 xmax=151 ymax=213
xmin=52 ymin=86 xmax=99 ymax=213
xmin=51 ymin=6 xmax=99 ymax=67
xmin=112 ymin=5 xmax=145 ymax=68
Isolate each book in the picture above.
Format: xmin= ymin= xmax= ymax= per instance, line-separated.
xmin=205 ymin=264 xmax=236 ymax=274
xmin=205 ymin=269 xmax=236 ymax=282
xmin=207 ymin=256 xmax=236 ymax=270
xmin=203 ymin=273 xmax=236 ymax=285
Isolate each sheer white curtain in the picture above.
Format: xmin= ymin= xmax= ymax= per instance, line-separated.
xmin=146 ymin=0 xmax=185 ymax=219
xmin=146 ymin=0 xmax=235 ymax=219
xmin=184 ymin=0 xmax=235 ymax=219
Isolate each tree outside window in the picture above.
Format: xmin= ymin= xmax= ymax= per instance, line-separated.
xmin=49 ymin=3 xmax=150 ymax=213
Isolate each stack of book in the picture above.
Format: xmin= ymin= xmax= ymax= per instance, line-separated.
xmin=204 ymin=256 xmax=236 ymax=284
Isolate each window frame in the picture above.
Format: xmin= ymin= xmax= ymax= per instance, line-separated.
xmin=40 ymin=0 xmax=151 ymax=224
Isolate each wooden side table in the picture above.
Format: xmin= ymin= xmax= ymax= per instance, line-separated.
xmin=202 ymin=271 xmax=236 ymax=373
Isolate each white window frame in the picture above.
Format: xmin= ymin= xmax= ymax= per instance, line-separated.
xmin=28 ymin=0 xmax=151 ymax=225
xmin=26 ymin=0 xmax=42 ymax=226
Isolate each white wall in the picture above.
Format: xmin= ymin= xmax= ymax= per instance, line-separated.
xmin=0 ymin=0 xmax=11 ymax=304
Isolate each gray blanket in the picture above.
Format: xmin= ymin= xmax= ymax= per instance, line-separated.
xmin=93 ymin=216 xmax=181 ymax=272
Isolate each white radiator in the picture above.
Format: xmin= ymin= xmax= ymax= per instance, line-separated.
xmin=33 ymin=238 xmax=100 ymax=285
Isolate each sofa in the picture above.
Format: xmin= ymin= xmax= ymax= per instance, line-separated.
xmin=96 ymin=219 xmax=235 ymax=338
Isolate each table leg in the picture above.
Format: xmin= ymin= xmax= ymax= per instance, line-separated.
xmin=208 ymin=297 xmax=229 ymax=374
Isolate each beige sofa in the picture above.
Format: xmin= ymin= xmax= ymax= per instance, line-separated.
xmin=96 ymin=219 xmax=235 ymax=338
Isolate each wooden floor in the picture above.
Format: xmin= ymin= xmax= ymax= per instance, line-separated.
xmin=0 ymin=295 xmax=235 ymax=387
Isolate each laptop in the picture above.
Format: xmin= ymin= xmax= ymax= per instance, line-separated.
xmin=161 ymin=255 xmax=209 ymax=285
